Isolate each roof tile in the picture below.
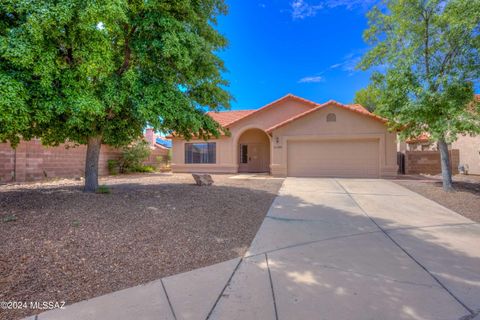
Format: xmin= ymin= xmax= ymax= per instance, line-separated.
xmin=207 ymin=110 xmax=255 ymax=127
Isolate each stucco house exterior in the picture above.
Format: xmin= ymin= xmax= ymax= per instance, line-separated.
xmin=170 ymin=94 xmax=398 ymax=178
xmin=451 ymin=135 xmax=480 ymax=175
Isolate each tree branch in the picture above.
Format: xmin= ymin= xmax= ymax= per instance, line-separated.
xmin=423 ymin=8 xmax=431 ymax=82
xmin=116 ymin=24 xmax=137 ymax=76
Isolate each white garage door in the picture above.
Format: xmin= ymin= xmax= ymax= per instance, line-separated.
xmin=287 ymin=139 xmax=380 ymax=178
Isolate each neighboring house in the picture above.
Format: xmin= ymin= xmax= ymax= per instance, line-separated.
xmin=170 ymin=94 xmax=398 ymax=178
xmin=144 ymin=128 xmax=171 ymax=151
xmin=455 ymin=94 xmax=480 ymax=175
xmin=452 ymin=134 xmax=480 ymax=175
xmin=156 ymin=137 xmax=173 ymax=149
xmin=397 ymin=94 xmax=480 ymax=175
xmin=144 ymin=128 xmax=171 ymax=168
xmin=399 ymin=133 xmax=438 ymax=152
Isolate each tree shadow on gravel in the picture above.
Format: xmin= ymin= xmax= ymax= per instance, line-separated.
xmin=0 ymin=177 xmax=283 ymax=320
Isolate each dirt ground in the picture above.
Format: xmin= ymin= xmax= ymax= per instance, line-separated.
xmin=0 ymin=173 xmax=283 ymax=320
xmin=394 ymin=174 xmax=480 ymax=223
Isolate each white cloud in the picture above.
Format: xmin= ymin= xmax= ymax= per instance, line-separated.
xmin=291 ymin=0 xmax=323 ymax=19
xmin=324 ymin=0 xmax=376 ymax=10
xmin=329 ymin=51 xmax=364 ymax=75
xmin=259 ymin=3 xmax=266 ymax=8
xmin=298 ymin=76 xmax=324 ymax=83
xmin=290 ymin=0 xmax=376 ymax=19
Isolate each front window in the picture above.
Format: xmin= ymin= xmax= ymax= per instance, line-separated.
xmin=185 ymin=143 xmax=216 ymax=164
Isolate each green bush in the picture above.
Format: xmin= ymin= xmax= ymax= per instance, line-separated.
xmin=135 ymin=165 xmax=156 ymax=173
xmin=3 ymin=215 xmax=17 ymax=223
xmin=71 ymin=220 xmax=81 ymax=227
xmin=120 ymin=140 xmax=151 ymax=173
xmin=96 ymin=185 xmax=111 ymax=194
xmin=108 ymin=159 xmax=119 ymax=175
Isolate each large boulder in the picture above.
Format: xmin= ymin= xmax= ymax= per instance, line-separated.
xmin=192 ymin=173 xmax=214 ymax=186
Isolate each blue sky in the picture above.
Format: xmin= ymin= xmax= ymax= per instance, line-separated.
xmin=217 ymin=0 xmax=378 ymax=110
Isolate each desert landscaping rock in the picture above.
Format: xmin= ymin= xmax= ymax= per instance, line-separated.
xmin=192 ymin=173 xmax=214 ymax=186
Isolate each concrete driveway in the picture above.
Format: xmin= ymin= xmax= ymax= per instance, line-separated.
xmin=32 ymin=178 xmax=480 ymax=320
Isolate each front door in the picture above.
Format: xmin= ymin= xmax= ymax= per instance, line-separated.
xmin=239 ymin=143 xmax=267 ymax=172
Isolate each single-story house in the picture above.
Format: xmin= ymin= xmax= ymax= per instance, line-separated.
xmin=170 ymin=94 xmax=398 ymax=178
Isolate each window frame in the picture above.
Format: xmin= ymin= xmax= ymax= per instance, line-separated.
xmin=184 ymin=142 xmax=216 ymax=164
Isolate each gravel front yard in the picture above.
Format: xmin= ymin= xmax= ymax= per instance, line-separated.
xmin=0 ymin=173 xmax=283 ymax=320
xmin=394 ymin=175 xmax=480 ymax=223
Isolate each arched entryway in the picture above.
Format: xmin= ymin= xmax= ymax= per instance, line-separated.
xmin=237 ymin=128 xmax=271 ymax=173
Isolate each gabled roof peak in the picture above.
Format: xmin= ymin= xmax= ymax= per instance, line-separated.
xmin=218 ymin=93 xmax=319 ymax=127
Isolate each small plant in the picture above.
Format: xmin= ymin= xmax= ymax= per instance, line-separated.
xmin=96 ymin=185 xmax=111 ymax=194
xmin=120 ymin=140 xmax=151 ymax=173
xmin=135 ymin=165 xmax=156 ymax=173
xmin=2 ymin=215 xmax=17 ymax=223
xmin=71 ymin=220 xmax=81 ymax=227
xmin=107 ymin=160 xmax=119 ymax=175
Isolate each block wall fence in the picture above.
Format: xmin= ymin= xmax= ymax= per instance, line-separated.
xmin=0 ymin=139 xmax=168 ymax=183
xmin=404 ymin=150 xmax=459 ymax=175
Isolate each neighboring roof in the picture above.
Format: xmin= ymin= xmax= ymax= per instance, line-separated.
xmin=206 ymin=110 xmax=255 ymax=127
xmin=475 ymin=94 xmax=480 ymax=101
xmin=155 ymin=137 xmax=172 ymax=149
xmin=265 ymin=100 xmax=387 ymax=133
xmin=406 ymin=133 xmax=431 ymax=144
xmin=217 ymin=93 xmax=318 ymax=128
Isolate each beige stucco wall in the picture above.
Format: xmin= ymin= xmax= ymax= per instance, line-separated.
xmin=270 ymin=105 xmax=398 ymax=177
xmin=171 ymin=99 xmax=398 ymax=178
xmin=452 ymin=134 xmax=480 ymax=175
xmin=171 ymin=97 xmax=311 ymax=173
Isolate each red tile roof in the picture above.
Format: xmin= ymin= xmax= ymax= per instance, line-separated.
xmin=207 ymin=110 xmax=255 ymax=127
xmin=265 ymin=100 xmax=387 ymax=133
xmin=219 ymin=93 xmax=319 ymax=127
xmin=346 ymin=104 xmax=370 ymax=113
xmin=406 ymin=132 xmax=431 ymax=144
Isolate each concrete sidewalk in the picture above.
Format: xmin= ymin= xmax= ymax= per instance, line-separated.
xmin=30 ymin=178 xmax=480 ymax=320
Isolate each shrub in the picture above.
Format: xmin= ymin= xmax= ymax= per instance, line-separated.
xmin=2 ymin=215 xmax=17 ymax=223
xmin=156 ymin=150 xmax=172 ymax=170
xmin=135 ymin=165 xmax=156 ymax=173
xmin=120 ymin=140 xmax=151 ymax=173
xmin=107 ymin=160 xmax=120 ymax=175
xmin=97 ymin=185 xmax=111 ymax=194
xmin=71 ymin=220 xmax=81 ymax=227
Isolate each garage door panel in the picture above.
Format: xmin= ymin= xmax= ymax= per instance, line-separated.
xmin=287 ymin=140 xmax=379 ymax=178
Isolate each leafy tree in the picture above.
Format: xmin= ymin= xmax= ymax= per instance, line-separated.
xmin=353 ymin=83 xmax=382 ymax=112
xmin=358 ymin=0 xmax=480 ymax=191
xmin=0 ymin=0 xmax=231 ymax=191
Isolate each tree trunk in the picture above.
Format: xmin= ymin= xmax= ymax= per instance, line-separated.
xmin=438 ymin=139 xmax=454 ymax=192
xmin=84 ymin=136 xmax=102 ymax=192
